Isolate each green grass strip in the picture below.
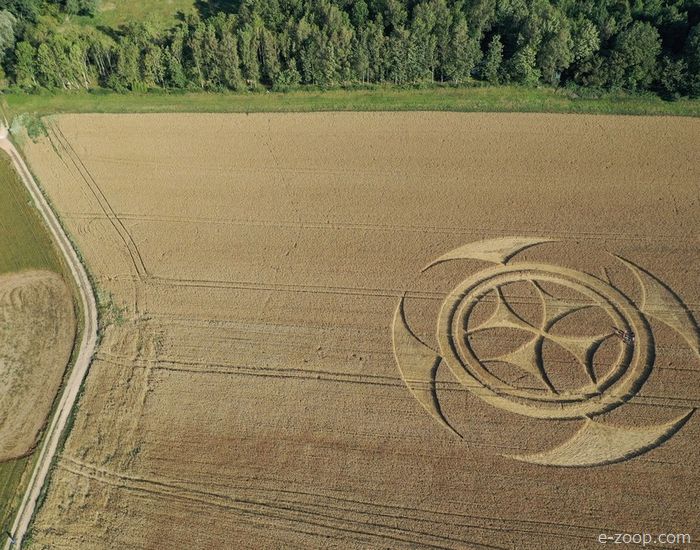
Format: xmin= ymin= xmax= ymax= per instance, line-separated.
xmin=4 ymin=86 xmax=699 ymax=118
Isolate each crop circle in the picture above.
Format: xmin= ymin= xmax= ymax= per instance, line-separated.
xmin=436 ymin=262 xmax=651 ymax=419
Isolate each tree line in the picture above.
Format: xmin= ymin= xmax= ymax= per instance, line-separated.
xmin=1 ymin=0 xmax=699 ymax=99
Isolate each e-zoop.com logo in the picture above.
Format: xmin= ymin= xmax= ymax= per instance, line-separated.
xmin=393 ymin=238 xmax=698 ymax=467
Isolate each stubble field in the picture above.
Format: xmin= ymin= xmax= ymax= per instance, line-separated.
xmin=0 ymin=270 xmax=75 ymax=462
xmin=22 ymin=112 xmax=699 ymax=549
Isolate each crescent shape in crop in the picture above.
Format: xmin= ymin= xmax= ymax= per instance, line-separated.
xmin=507 ymin=410 xmax=695 ymax=467
xmin=423 ymin=236 xmax=556 ymax=270
xmin=392 ymin=298 xmax=461 ymax=438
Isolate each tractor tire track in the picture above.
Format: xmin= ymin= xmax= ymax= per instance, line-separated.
xmin=60 ymin=458 xmax=507 ymax=550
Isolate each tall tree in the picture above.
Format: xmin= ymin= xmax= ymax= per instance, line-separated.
xmin=0 ymin=9 xmax=15 ymax=65
xmin=187 ymin=18 xmax=207 ymax=89
xmin=351 ymin=31 xmax=370 ymax=83
xmin=13 ymin=40 xmax=36 ymax=89
xmin=431 ymin=0 xmax=453 ymax=81
xmin=366 ymin=16 xmax=385 ymax=82
xmin=656 ymin=55 xmax=687 ymax=99
xmin=237 ymin=18 xmax=261 ymax=86
xmin=410 ymin=2 xmax=437 ymax=81
xmin=482 ymin=34 xmax=503 ymax=84
xmin=142 ymin=43 xmax=165 ymax=88
xmin=219 ymin=31 xmax=243 ymax=90
xmin=67 ymin=38 xmax=91 ymax=89
xmin=509 ymin=43 xmax=540 ymax=85
xmin=261 ymin=27 xmax=282 ymax=85
xmin=570 ymin=17 xmax=599 ymax=65
xmin=202 ymin=21 xmax=221 ymax=88
xmin=85 ymin=31 xmax=114 ymax=84
xmin=384 ymin=0 xmax=408 ymax=33
xmin=537 ymin=11 xmax=573 ymax=85
xmin=685 ymin=24 xmax=700 ymax=97
xmin=165 ymin=26 xmax=188 ymax=88
xmin=36 ymin=42 xmax=61 ymax=88
xmin=386 ymin=29 xmax=409 ymax=84
xmin=351 ymin=0 xmax=369 ymax=29
xmin=444 ymin=15 xmax=481 ymax=82
xmin=607 ymin=20 xmax=661 ymax=90
xmin=107 ymin=38 xmax=141 ymax=91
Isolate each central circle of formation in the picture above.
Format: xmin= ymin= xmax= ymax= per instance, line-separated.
xmin=436 ymin=263 xmax=652 ymax=420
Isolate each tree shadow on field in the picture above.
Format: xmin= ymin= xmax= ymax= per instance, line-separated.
xmin=96 ymin=25 xmax=122 ymax=41
xmin=195 ymin=0 xmax=242 ymax=18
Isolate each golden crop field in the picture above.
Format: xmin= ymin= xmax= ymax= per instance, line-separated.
xmin=22 ymin=113 xmax=699 ymax=549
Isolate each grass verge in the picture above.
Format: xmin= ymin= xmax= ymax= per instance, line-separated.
xmin=2 ymin=85 xmax=700 ymax=118
xmin=0 ymin=154 xmax=61 ymax=274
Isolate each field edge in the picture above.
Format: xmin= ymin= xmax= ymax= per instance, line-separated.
xmin=3 ymin=86 xmax=700 ymax=119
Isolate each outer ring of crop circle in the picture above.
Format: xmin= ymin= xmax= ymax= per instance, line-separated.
xmin=436 ymin=262 xmax=652 ymax=420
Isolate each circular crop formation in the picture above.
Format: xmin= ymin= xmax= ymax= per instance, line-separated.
xmin=437 ymin=262 xmax=651 ymax=420
xmin=394 ymin=237 xmax=697 ymax=467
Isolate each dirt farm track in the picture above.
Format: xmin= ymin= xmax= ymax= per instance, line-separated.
xmin=19 ymin=112 xmax=700 ymax=549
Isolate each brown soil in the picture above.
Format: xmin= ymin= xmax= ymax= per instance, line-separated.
xmin=21 ymin=113 xmax=700 ymax=549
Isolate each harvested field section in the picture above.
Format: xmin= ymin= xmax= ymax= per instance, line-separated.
xmin=0 ymin=271 xmax=76 ymax=461
xmin=22 ymin=113 xmax=700 ymax=549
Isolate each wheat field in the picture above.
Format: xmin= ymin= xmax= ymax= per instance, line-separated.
xmin=21 ymin=112 xmax=700 ymax=549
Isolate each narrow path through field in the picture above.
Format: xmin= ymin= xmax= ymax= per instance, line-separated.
xmin=0 ymin=130 xmax=98 ymax=549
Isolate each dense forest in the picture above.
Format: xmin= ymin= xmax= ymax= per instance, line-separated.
xmin=0 ymin=0 xmax=699 ymax=98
